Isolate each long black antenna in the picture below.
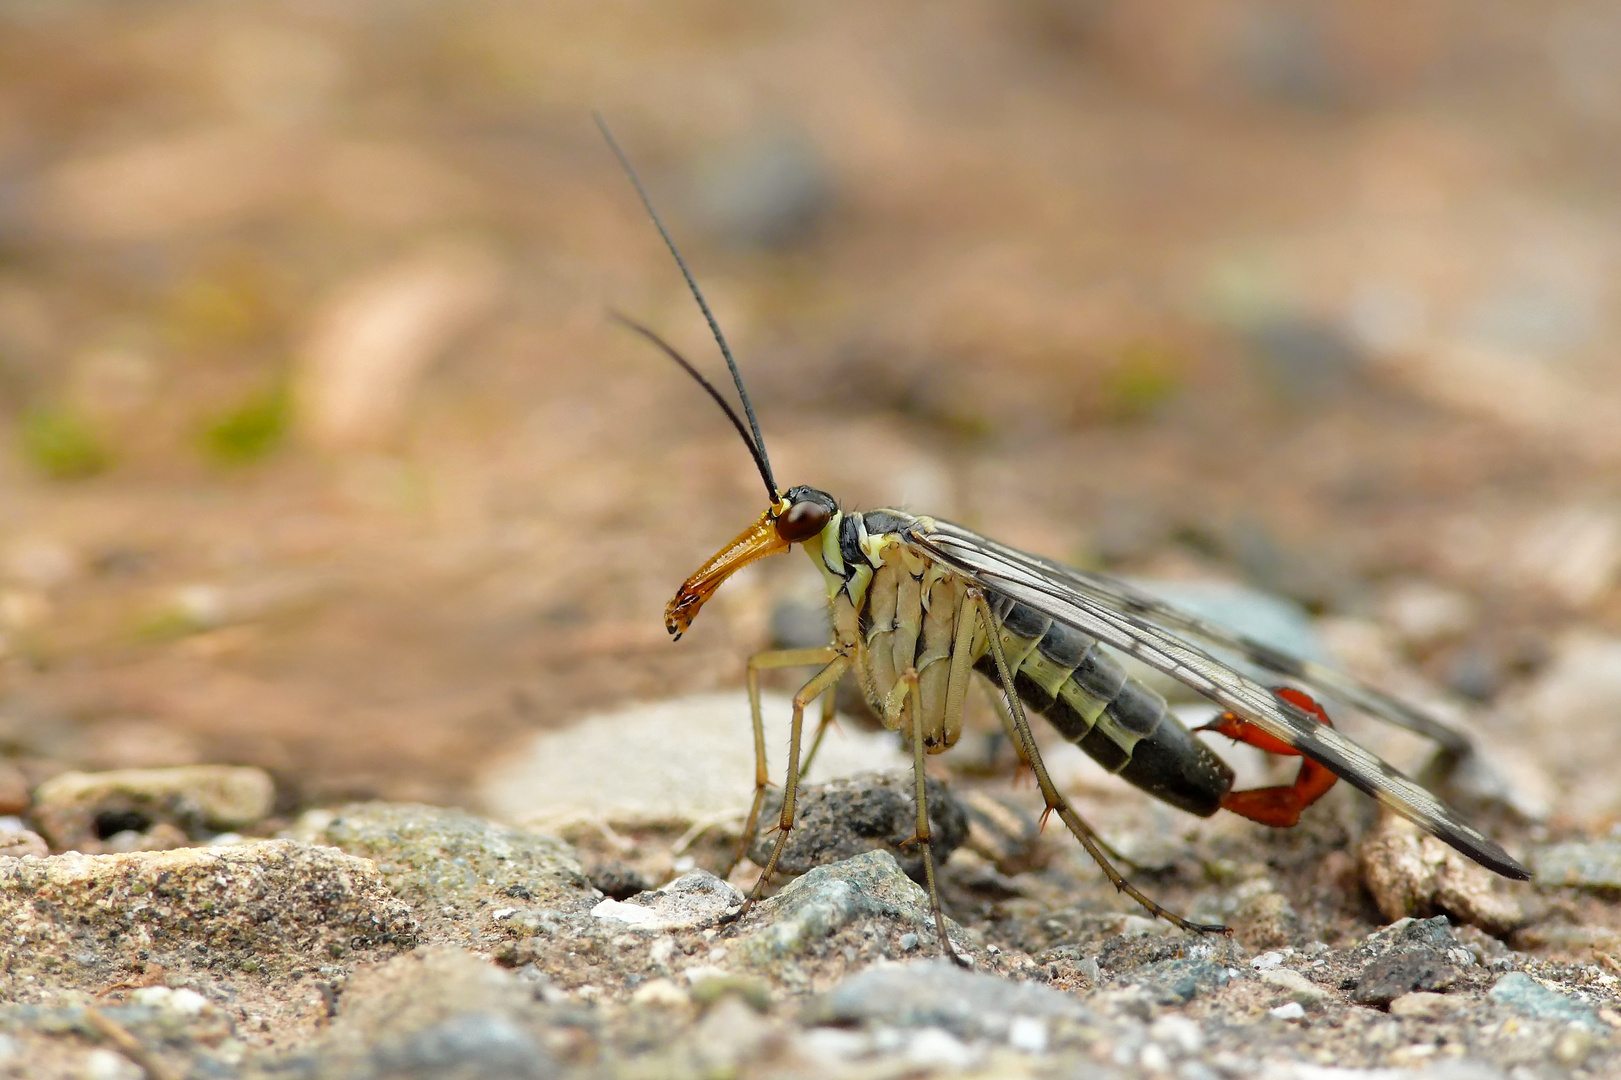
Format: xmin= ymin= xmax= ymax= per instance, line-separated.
xmin=595 ymin=112 xmax=778 ymax=500
xmin=609 ymin=313 xmax=778 ymax=500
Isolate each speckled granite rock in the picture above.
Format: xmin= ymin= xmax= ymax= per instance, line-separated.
xmin=288 ymin=802 xmax=595 ymax=950
xmin=0 ymin=839 xmax=415 ymax=991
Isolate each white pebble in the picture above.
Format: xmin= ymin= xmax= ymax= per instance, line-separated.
xmin=1269 ymin=1002 xmax=1306 ymax=1021
xmin=1007 ymin=1016 xmax=1048 ymax=1054
xmin=1139 ymin=1042 xmax=1171 ymax=1073
xmin=85 ymin=1048 xmax=141 ymax=1080
xmin=590 ymin=898 xmax=659 ymax=927
xmin=905 ymin=1027 xmax=977 ymax=1070
xmin=1150 ymin=1014 xmax=1205 ymax=1055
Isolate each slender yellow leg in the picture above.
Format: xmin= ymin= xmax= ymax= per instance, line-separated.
xmin=798 ymin=686 xmax=839 ymax=782
xmin=902 ymin=665 xmax=969 ymax=967
xmin=733 ymin=647 xmax=840 ymax=877
xmin=747 ymin=653 xmax=850 ymax=905
xmin=969 ymin=589 xmax=1227 ymax=934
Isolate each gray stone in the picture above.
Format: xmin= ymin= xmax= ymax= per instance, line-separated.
xmin=1120 ymin=956 xmax=1239 ymax=1005
xmin=370 ymin=1012 xmax=553 ymax=1080
xmin=1246 ymin=317 xmax=1364 ymax=404
xmin=689 ymin=128 xmax=834 ymax=251
xmin=734 ymin=850 xmax=964 ymax=964
xmin=289 ymin=802 xmax=592 ymax=948
xmin=1114 ymin=578 xmax=1325 ymax=701
xmin=1487 ymin=972 xmax=1602 ymax=1030
xmin=1532 ymin=839 xmax=1621 ymax=890
xmin=31 ymin=765 xmax=275 ymax=852
xmin=808 ymin=959 xmax=1090 ymax=1041
xmin=750 ymin=770 xmax=968 ymax=882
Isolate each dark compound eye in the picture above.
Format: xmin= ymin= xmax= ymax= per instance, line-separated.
xmin=778 ymin=500 xmax=833 ymax=543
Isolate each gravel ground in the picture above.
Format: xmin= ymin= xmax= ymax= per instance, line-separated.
xmin=4 ymin=3 xmax=1621 ymax=1077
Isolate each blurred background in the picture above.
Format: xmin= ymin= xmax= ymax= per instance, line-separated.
xmin=0 ymin=1 xmax=1618 ymax=825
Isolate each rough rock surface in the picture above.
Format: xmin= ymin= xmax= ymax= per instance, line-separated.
xmin=287 ymin=801 xmax=596 ymax=950
xmin=748 ymin=769 xmax=969 ymax=882
xmin=0 ymin=839 xmax=416 ymax=992
xmin=1 ymin=792 xmax=1617 ymax=1079
xmin=1358 ymin=813 xmax=1524 ymax=933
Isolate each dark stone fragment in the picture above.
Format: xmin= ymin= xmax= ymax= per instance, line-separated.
xmin=1351 ymin=948 xmax=1460 ymax=1007
xmin=751 ymin=770 xmax=968 ymax=883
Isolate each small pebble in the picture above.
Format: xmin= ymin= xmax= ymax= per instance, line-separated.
xmin=1269 ymin=1002 xmax=1306 ymax=1021
xmin=1149 ymin=1015 xmax=1204 ymax=1055
xmin=1007 ymin=1016 xmax=1048 ymax=1054
xmin=630 ymin=978 xmax=690 ymax=1008
xmin=1139 ymin=1042 xmax=1171 ymax=1072
xmin=904 ymin=1027 xmax=977 ymax=1070
xmin=1389 ymin=991 xmax=1454 ymax=1019
xmin=1260 ymin=968 xmax=1327 ymax=1003
xmin=0 ymin=828 xmax=48 ymax=858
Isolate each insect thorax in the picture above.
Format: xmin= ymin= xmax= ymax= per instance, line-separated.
xmin=798 ymin=507 xmax=971 ymax=748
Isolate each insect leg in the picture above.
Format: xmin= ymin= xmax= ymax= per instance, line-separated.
xmin=797 ymin=685 xmax=839 ymax=782
xmin=903 ymin=665 xmax=969 ymax=967
xmin=1198 ymin=686 xmax=1339 ymax=828
xmin=969 ymin=588 xmax=1228 ymax=934
xmin=735 ymin=647 xmax=841 ymax=877
xmin=748 ymin=652 xmax=851 ymax=902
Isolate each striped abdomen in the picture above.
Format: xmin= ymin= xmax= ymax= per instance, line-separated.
xmin=974 ymin=593 xmax=1235 ymax=817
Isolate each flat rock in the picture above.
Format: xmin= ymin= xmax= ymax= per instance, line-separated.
xmin=1532 ymin=840 xmax=1621 ymax=890
xmin=30 ymin=765 xmax=275 ymax=852
xmin=0 ymin=839 xmax=415 ymax=990
xmin=808 ymin=958 xmax=1090 ymax=1040
xmin=477 ymin=691 xmax=908 ymax=828
xmin=1487 ymin=972 xmax=1603 ymax=1030
xmin=289 ymin=802 xmax=593 ymax=949
xmin=750 ymin=770 xmax=968 ymax=882
xmin=733 ymin=850 xmax=965 ymax=965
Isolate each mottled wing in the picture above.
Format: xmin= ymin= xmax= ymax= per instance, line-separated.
xmin=936 ymin=525 xmax=1469 ymax=751
xmin=905 ymin=520 xmax=1530 ymax=880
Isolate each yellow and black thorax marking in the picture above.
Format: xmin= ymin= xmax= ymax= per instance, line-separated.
xmin=803 ymin=503 xmax=1234 ymax=817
